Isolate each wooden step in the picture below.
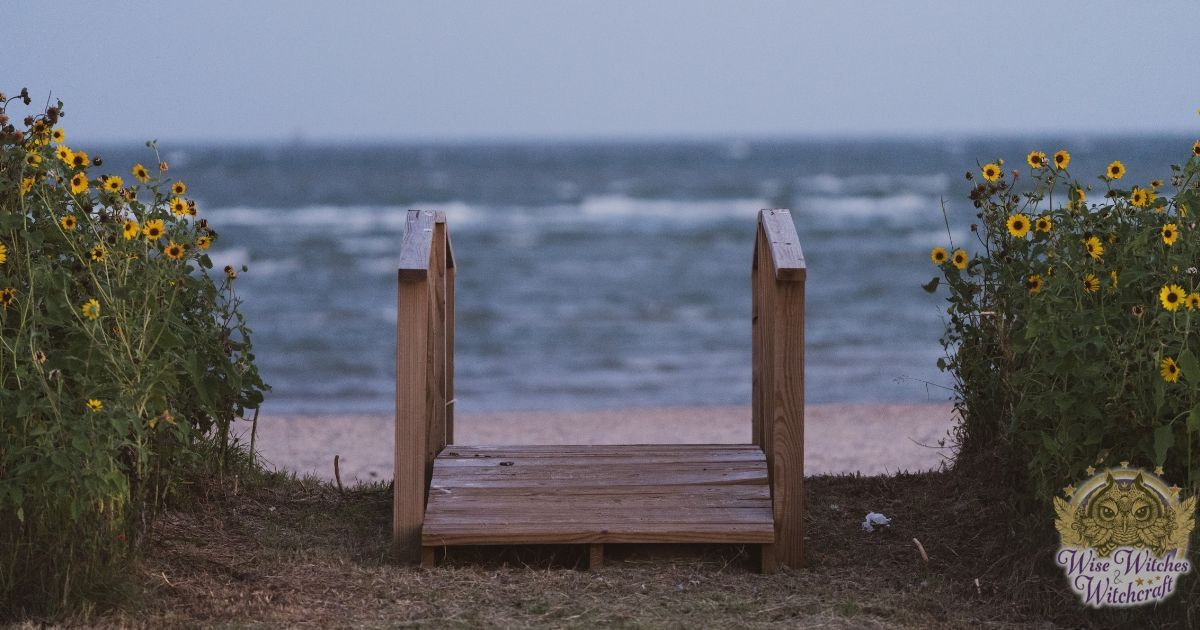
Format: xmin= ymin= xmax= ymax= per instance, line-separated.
xmin=421 ymin=444 xmax=776 ymax=554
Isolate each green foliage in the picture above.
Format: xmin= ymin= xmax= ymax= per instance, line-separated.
xmin=0 ymin=90 xmax=268 ymax=617
xmin=930 ymin=145 xmax=1200 ymax=508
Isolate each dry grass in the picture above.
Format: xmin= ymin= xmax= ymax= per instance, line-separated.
xmin=36 ymin=462 xmax=1187 ymax=629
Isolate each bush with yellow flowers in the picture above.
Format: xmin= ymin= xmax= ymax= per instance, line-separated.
xmin=926 ymin=140 xmax=1200 ymax=509
xmin=0 ymin=89 xmax=267 ymax=615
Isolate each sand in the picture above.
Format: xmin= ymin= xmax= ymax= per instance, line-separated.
xmin=241 ymin=403 xmax=957 ymax=485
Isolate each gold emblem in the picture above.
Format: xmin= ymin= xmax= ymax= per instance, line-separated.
xmin=1055 ymin=468 xmax=1195 ymax=558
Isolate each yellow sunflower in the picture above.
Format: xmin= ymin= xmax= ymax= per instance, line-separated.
xmin=1160 ymin=284 xmax=1186 ymax=311
xmin=1193 ymin=140 xmax=1200 ymax=157
xmin=1162 ymin=223 xmax=1179 ymax=245
xmin=1006 ymin=214 xmax=1031 ymax=238
xmin=143 ymin=218 xmax=165 ymax=241
xmin=20 ymin=178 xmax=34 ymax=195
xmin=103 ymin=175 xmax=123 ymax=192
xmin=1026 ymin=151 xmax=1047 ymax=169
xmin=0 ymin=243 xmax=6 ymax=265
xmin=1130 ymin=187 xmax=1150 ymax=208
xmin=1082 ymin=273 xmax=1100 ymax=294
xmin=70 ymin=150 xmax=89 ymax=169
xmin=0 ymin=287 xmax=15 ymax=310
xmin=55 ymin=145 xmax=72 ymax=163
xmin=25 ymin=153 xmax=42 ymax=168
xmin=1027 ymin=274 xmax=1043 ymax=295
xmin=951 ymin=249 xmax=968 ymax=270
xmin=171 ymin=181 xmax=187 ymax=195
xmin=1074 ymin=187 xmax=1087 ymax=204
xmin=1151 ymin=179 xmax=1163 ymax=189
xmin=70 ymin=172 xmax=88 ymax=194
xmin=1053 ymin=150 xmax=1070 ymax=169
xmin=123 ymin=219 xmax=139 ymax=240
xmin=1035 ymin=215 xmax=1052 ymax=233
xmin=930 ymin=246 xmax=948 ymax=265
xmin=1106 ymin=160 xmax=1125 ymax=180
xmin=981 ymin=163 xmax=1001 ymax=182
xmin=86 ymin=399 xmax=103 ymax=413
xmin=1083 ymin=236 xmax=1104 ymax=260
xmin=89 ymin=245 xmax=106 ymax=262
xmin=51 ymin=127 xmax=65 ymax=143
xmin=196 ymin=235 xmax=213 ymax=250
xmin=81 ymin=298 xmax=101 ymax=320
xmin=224 ymin=265 xmax=237 ymax=279
xmin=170 ymin=197 xmax=188 ymax=217
xmin=132 ymin=163 xmax=150 ymax=183
xmin=1187 ymin=293 xmax=1200 ymax=310
xmin=163 ymin=241 xmax=185 ymax=261
xmin=60 ymin=214 xmax=77 ymax=231
xmin=1161 ymin=357 xmax=1181 ymax=383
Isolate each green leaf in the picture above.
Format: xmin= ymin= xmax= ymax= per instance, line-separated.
xmin=1153 ymin=425 xmax=1175 ymax=465
xmin=922 ymin=277 xmax=941 ymax=293
xmin=1180 ymin=350 xmax=1200 ymax=384
xmin=1188 ymin=406 xmax=1200 ymax=433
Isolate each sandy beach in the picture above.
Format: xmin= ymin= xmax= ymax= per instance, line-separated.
xmin=243 ymin=403 xmax=957 ymax=484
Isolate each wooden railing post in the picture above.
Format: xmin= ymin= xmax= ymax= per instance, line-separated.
xmin=395 ymin=209 xmax=454 ymax=563
xmin=751 ymin=209 xmax=806 ymax=569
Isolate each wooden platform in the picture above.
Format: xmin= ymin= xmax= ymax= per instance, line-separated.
xmin=421 ymin=444 xmax=776 ymax=569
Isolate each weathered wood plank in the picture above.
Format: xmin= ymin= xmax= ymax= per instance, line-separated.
xmin=759 ymin=209 xmax=806 ymax=282
xmin=398 ymin=210 xmax=437 ymax=281
xmin=427 ymin=484 xmax=771 ymax=499
xmin=588 ymin=544 xmax=604 ymax=570
xmin=444 ymin=224 xmax=456 ymax=444
xmin=395 ymin=274 xmax=431 ymax=563
xmin=422 ymin=524 xmax=775 ymax=546
xmin=442 ymin=444 xmax=758 ymax=455
xmin=430 ymin=471 xmax=767 ymax=488
xmin=426 ymin=216 xmax=448 ymax=471
xmin=771 ymin=270 xmax=805 ymax=568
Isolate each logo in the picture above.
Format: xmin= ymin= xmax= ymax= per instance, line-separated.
xmin=1054 ymin=464 xmax=1195 ymax=608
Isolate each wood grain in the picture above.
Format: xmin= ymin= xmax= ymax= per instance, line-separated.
xmin=759 ymin=208 xmax=806 ymax=282
xmin=395 ymin=272 xmax=430 ymax=563
xmin=397 ymin=210 xmax=437 ymax=281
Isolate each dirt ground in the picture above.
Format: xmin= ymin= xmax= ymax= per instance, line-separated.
xmin=69 ymin=461 xmax=1189 ymax=629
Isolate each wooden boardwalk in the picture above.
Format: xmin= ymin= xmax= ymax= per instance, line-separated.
xmin=422 ymin=444 xmax=776 ymax=567
xmin=395 ymin=209 xmax=805 ymax=573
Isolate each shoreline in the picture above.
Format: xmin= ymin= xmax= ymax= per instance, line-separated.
xmin=240 ymin=402 xmax=957 ymax=484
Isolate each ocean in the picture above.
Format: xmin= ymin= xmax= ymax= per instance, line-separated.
xmin=96 ymin=136 xmax=1193 ymax=414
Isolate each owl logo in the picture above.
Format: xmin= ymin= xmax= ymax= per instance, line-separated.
xmin=1055 ymin=467 xmax=1195 ymax=558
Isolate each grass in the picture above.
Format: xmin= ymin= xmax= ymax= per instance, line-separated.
xmin=13 ymin=458 xmax=1195 ymax=628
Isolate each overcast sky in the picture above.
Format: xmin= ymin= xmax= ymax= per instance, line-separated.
xmin=7 ymin=1 xmax=1199 ymax=143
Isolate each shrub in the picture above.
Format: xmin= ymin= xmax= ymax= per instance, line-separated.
xmin=928 ymin=142 xmax=1200 ymax=508
xmin=0 ymin=89 xmax=268 ymax=616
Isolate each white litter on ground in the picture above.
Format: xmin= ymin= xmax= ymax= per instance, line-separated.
xmin=861 ymin=512 xmax=891 ymax=532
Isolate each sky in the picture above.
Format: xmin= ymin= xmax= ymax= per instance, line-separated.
xmin=7 ymin=0 xmax=1199 ymax=143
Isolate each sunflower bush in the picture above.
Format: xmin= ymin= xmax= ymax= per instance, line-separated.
xmin=0 ymin=89 xmax=267 ymax=615
xmin=929 ymin=141 xmax=1200 ymax=508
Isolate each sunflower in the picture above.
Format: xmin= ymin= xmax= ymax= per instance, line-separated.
xmin=930 ymin=246 xmax=948 ymax=265
xmin=1074 ymin=187 xmax=1087 ymax=204
xmin=1027 ymin=274 xmax=1043 ymax=294
xmin=1053 ymin=150 xmax=1070 ymax=169
xmin=1160 ymin=284 xmax=1186 ymax=311
xmin=132 ymin=163 xmax=150 ymax=183
xmin=55 ymin=145 xmax=72 ymax=163
xmin=81 ymin=298 xmax=101 ymax=320
xmin=1162 ymin=223 xmax=1179 ymax=245
xmin=1187 ymin=293 xmax=1200 ymax=310
xmin=1130 ymin=187 xmax=1150 ymax=208
xmin=170 ymin=197 xmax=188 ymax=217
xmin=224 ymin=265 xmax=237 ymax=279
xmin=69 ymin=172 xmax=88 ymax=194
xmin=25 ymin=153 xmax=42 ymax=168
xmin=196 ymin=235 xmax=213 ymax=250
xmin=1082 ymin=273 xmax=1100 ymax=294
xmin=60 ymin=214 xmax=77 ymax=231
xmin=163 ymin=241 xmax=185 ymax=261
xmin=143 ymin=218 xmax=165 ymax=240
xmin=1161 ymin=357 xmax=1181 ymax=383
xmin=51 ymin=127 xmax=64 ymax=143
xmin=1026 ymin=151 xmax=1046 ymax=169
xmin=981 ymin=163 xmax=1001 ymax=182
xmin=171 ymin=181 xmax=187 ymax=195
xmin=0 ymin=243 xmax=6 ymax=265
xmin=20 ymin=177 xmax=34 ymax=195
xmin=1083 ymin=236 xmax=1104 ymax=260
xmin=32 ymin=350 xmax=46 ymax=365
xmin=1151 ymin=179 xmax=1163 ymax=189
xmin=1106 ymin=160 xmax=1125 ymax=180
xmin=1005 ymin=214 xmax=1030 ymax=238
xmin=1035 ymin=215 xmax=1052 ymax=233
xmin=1194 ymin=140 xmax=1200 ymax=157
xmin=951 ymin=249 xmax=968 ymax=270
xmin=122 ymin=219 xmax=139 ymax=240
xmin=89 ymin=245 xmax=106 ymax=262
xmin=0 ymin=288 xmax=15 ymax=310
xmin=86 ymin=399 xmax=103 ymax=413
xmin=70 ymin=150 xmax=89 ymax=169
xmin=103 ymin=175 xmax=123 ymax=192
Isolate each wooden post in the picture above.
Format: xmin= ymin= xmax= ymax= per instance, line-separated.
xmin=395 ymin=209 xmax=455 ymax=563
xmin=751 ymin=209 xmax=806 ymax=569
